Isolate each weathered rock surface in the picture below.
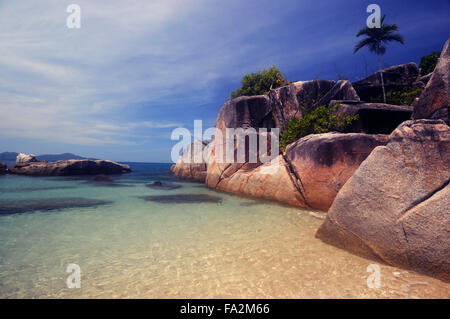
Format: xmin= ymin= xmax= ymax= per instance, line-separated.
xmin=294 ymin=80 xmax=336 ymax=114
xmin=353 ymin=63 xmax=420 ymax=101
xmin=413 ymin=72 xmax=433 ymax=88
xmin=205 ymin=83 xmax=363 ymax=190
xmin=206 ymin=95 xmax=276 ymax=188
xmin=330 ymin=100 xmax=413 ymax=134
xmin=0 ymin=162 xmax=7 ymax=174
xmin=315 ymin=80 xmax=360 ymax=107
xmin=269 ymin=80 xmax=360 ymax=132
xmin=172 ymin=140 xmax=210 ymax=182
xmin=10 ymin=155 xmax=131 ymax=176
xmin=211 ymin=132 xmax=388 ymax=211
xmin=413 ymin=38 xmax=450 ymax=124
xmin=316 ymin=119 xmax=450 ymax=281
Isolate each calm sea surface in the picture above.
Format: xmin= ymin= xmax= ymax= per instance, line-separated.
xmin=0 ymin=163 xmax=448 ymax=298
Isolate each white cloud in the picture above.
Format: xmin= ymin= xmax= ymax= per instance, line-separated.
xmin=0 ymin=0 xmax=288 ymax=146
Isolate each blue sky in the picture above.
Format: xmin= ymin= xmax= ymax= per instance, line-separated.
xmin=0 ymin=0 xmax=449 ymax=162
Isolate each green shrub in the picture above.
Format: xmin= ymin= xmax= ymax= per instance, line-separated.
xmin=231 ymin=66 xmax=288 ymax=98
xmin=419 ymin=51 xmax=440 ymax=75
xmin=279 ymin=104 xmax=359 ymax=152
xmin=370 ymin=86 xmax=423 ymax=106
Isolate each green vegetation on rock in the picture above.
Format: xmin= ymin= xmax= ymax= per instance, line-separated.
xmin=419 ymin=51 xmax=441 ymax=75
xmin=231 ymin=66 xmax=288 ymax=98
xmin=370 ymin=86 xmax=423 ymax=106
xmin=280 ymin=104 xmax=359 ymax=152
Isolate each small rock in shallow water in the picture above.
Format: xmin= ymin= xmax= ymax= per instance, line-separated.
xmin=139 ymin=194 xmax=222 ymax=204
xmin=239 ymin=201 xmax=262 ymax=207
xmin=0 ymin=186 xmax=74 ymax=193
xmin=146 ymin=181 xmax=182 ymax=190
xmin=93 ymin=174 xmax=113 ymax=182
xmin=0 ymin=198 xmax=112 ymax=215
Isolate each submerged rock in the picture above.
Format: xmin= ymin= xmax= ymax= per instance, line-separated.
xmin=0 ymin=198 xmax=112 ymax=215
xmin=10 ymin=154 xmax=131 ymax=176
xmin=1 ymin=186 xmax=74 ymax=193
xmin=146 ymin=181 xmax=182 ymax=190
xmin=92 ymin=174 xmax=113 ymax=182
xmin=139 ymin=194 xmax=222 ymax=204
xmin=316 ymin=119 xmax=450 ymax=281
xmin=413 ymin=38 xmax=450 ymax=124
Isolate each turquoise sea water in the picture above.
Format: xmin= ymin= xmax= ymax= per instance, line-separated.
xmin=0 ymin=163 xmax=448 ymax=298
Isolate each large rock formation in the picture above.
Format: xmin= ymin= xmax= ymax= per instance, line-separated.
xmin=413 ymin=38 xmax=450 ymax=124
xmin=316 ymin=119 xmax=450 ymax=281
xmin=206 ymin=81 xmax=363 ymax=190
xmin=413 ymin=72 xmax=433 ymax=89
xmin=10 ymin=154 xmax=131 ymax=176
xmin=172 ymin=140 xmax=209 ymax=182
xmin=210 ymin=132 xmax=388 ymax=211
xmin=205 ymin=95 xmax=276 ymax=189
xmin=330 ymin=100 xmax=412 ymax=134
xmin=0 ymin=162 xmax=7 ymax=174
xmin=353 ymin=63 xmax=420 ymax=101
xmin=315 ymin=80 xmax=360 ymax=107
xmin=270 ymin=80 xmax=360 ymax=131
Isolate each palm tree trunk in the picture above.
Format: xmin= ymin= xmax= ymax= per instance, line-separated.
xmin=378 ymin=55 xmax=386 ymax=103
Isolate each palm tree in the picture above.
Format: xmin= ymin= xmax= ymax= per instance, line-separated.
xmin=354 ymin=15 xmax=404 ymax=103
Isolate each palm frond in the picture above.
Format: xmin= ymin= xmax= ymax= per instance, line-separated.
xmin=354 ymin=38 xmax=376 ymax=54
xmin=354 ymin=14 xmax=404 ymax=55
xmin=382 ymin=34 xmax=405 ymax=45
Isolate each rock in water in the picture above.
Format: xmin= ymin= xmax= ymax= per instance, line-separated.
xmin=10 ymin=155 xmax=131 ymax=176
xmin=15 ymin=153 xmax=37 ymax=164
xmin=92 ymin=174 xmax=113 ymax=182
xmin=316 ymin=119 xmax=450 ymax=281
xmin=146 ymin=181 xmax=182 ymax=190
xmin=0 ymin=198 xmax=112 ymax=215
xmin=0 ymin=162 xmax=7 ymax=174
xmin=413 ymin=38 xmax=450 ymax=124
xmin=139 ymin=194 xmax=222 ymax=204
xmin=172 ymin=140 xmax=210 ymax=182
xmin=213 ymin=132 xmax=388 ymax=211
xmin=205 ymin=95 xmax=276 ymax=188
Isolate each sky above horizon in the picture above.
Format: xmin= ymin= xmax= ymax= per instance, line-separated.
xmin=0 ymin=0 xmax=449 ymax=163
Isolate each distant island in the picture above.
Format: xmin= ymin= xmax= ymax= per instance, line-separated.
xmin=0 ymin=152 xmax=98 ymax=162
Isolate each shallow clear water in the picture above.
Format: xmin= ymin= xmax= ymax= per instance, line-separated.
xmin=0 ymin=163 xmax=448 ymax=298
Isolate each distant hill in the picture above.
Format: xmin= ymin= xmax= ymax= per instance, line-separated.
xmin=0 ymin=152 xmax=19 ymax=161
xmin=0 ymin=152 xmax=97 ymax=162
xmin=36 ymin=153 xmax=98 ymax=161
